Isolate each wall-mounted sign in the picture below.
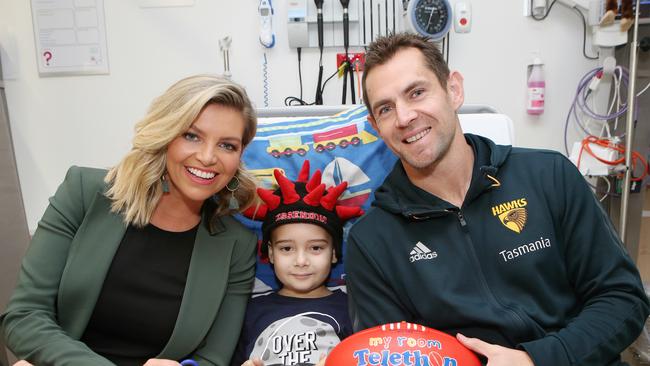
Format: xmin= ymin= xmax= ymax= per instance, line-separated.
xmin=31 ymin=0 xmax=109 ymax=76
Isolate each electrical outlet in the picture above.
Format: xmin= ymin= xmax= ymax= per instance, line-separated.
xmin=336 ymin=52 xmax=365 ymax=71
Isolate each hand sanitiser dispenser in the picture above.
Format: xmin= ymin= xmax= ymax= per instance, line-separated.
xmin=287 ymin=0 xmax=309 ymax=48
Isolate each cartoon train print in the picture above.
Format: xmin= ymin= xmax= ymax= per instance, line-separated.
xmin=266 ymin=123 xmax=377 ymax=158
xmin=266 ymin=135 xmax=309 ymax=158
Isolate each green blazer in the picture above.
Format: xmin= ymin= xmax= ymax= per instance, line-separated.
xmin=1 ymin=166 xmax=257 ymax=366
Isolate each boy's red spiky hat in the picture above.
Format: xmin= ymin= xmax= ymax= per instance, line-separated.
xmin=243 ymin=160 xmax=364 ymax=260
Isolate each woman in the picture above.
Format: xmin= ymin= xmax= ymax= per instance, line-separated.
xmin=1 ymin=75 xmax=259 ymax=366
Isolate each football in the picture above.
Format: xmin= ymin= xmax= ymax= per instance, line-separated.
xmin=325 ymin=322 xmax=481 ymax=366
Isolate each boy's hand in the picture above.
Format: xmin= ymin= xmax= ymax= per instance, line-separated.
xmin=13 ymin=361 xmax=34 ymax=366
xmin=456 ymin=333 xmax=534 ymax=366
xmin=241 ymin=358 xmax=264 ymax=366
xmin=315 ymin=350 xmax=327 ymax=366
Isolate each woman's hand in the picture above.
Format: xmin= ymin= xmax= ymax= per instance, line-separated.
xmin=12 ymin=361 xmax=34 ymax=366
xmin=241 ymin=358 xmax=264 ymax=366
xmin=142 ymin=359 xmax=182 ymax=366
xmin=457 ymin=333 xmax=535 ymax=366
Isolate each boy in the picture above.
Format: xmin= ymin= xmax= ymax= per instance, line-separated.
xmin=231 ymin=161 xmax=362 ymax=366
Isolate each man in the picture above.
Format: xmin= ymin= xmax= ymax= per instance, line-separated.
xmin=345 ymin=33 xmax=650 ymax=366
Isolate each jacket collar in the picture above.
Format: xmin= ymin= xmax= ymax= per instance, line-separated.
xmin=372 ymin=134 xmax=511 ymax=218
xmin=463 ymin=133 xmax=509 ymax=204
xmin=57 ymin=192 xmax=127 ymax=337
xmin=201 ymin=198 xmax=226 ymax=235
xmin=58 ymin=192 xmax=235 ymax=359
xmin=158 ymin=215 xmax=238 ymax=359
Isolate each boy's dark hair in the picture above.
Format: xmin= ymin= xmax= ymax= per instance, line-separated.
xmin=243 ymin=160 xmax=364 ymax=261
xmin=362 ymin=33 xmax=451 ymax=117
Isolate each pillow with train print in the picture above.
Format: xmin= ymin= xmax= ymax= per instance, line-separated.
xmin=238 ymin=106 xmax=397 ymax=294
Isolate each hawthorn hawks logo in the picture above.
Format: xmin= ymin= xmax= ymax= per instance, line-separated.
xmin=491 ymin=198 xmax=528 ymax=233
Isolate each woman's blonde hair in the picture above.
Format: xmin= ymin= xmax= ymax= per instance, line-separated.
xmin=105 ymin=74 xmax=258 ymax=227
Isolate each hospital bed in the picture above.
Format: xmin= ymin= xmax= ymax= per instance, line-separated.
xmin=243 ymin=104 xmax=514 ymax=294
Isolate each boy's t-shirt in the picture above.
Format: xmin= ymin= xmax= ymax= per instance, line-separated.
xmin=231 ymin=289 xmax=353 ymax=366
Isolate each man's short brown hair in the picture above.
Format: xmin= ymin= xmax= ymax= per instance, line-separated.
xmin=362 ymin=33 xmax=450 ymax=117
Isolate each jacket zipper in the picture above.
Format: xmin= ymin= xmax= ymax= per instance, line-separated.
xmin=456 ymin=211 xmax=468 ymax=231
xmin=448 ymin=208 xmax=528 ymax=335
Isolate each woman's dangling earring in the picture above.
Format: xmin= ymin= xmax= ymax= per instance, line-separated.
xmin=226 ymin=175 xmax=240 ymax=210
xmin=161 ymin=174 xmax=170 ymax=193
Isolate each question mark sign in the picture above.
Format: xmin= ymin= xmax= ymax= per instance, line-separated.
xmin=43 ymin=51 xmax=52 ymax=66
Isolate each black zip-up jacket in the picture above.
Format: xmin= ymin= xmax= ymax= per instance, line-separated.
xmin=346 ymin=134 xmax=649 ymax=366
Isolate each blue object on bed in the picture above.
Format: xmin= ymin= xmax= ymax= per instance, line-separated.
xmin=238 ymin=106 xmax=397 ymax=293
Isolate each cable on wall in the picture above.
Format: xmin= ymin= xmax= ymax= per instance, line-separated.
xmin=263 ymin=52 xmax=270 ymax=107
xmin=529 ymin=0 xmax=599 ymax=60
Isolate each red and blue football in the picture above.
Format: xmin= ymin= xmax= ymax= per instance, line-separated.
xmin=326 ymin=322 xmax=481 ymax=366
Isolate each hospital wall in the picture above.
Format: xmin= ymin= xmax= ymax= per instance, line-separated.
xmin=0 ymin=1 xmax=606 ymax=232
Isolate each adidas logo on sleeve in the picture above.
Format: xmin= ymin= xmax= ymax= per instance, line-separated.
xmin=409 ymin=242 xmax=438 ymax=262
